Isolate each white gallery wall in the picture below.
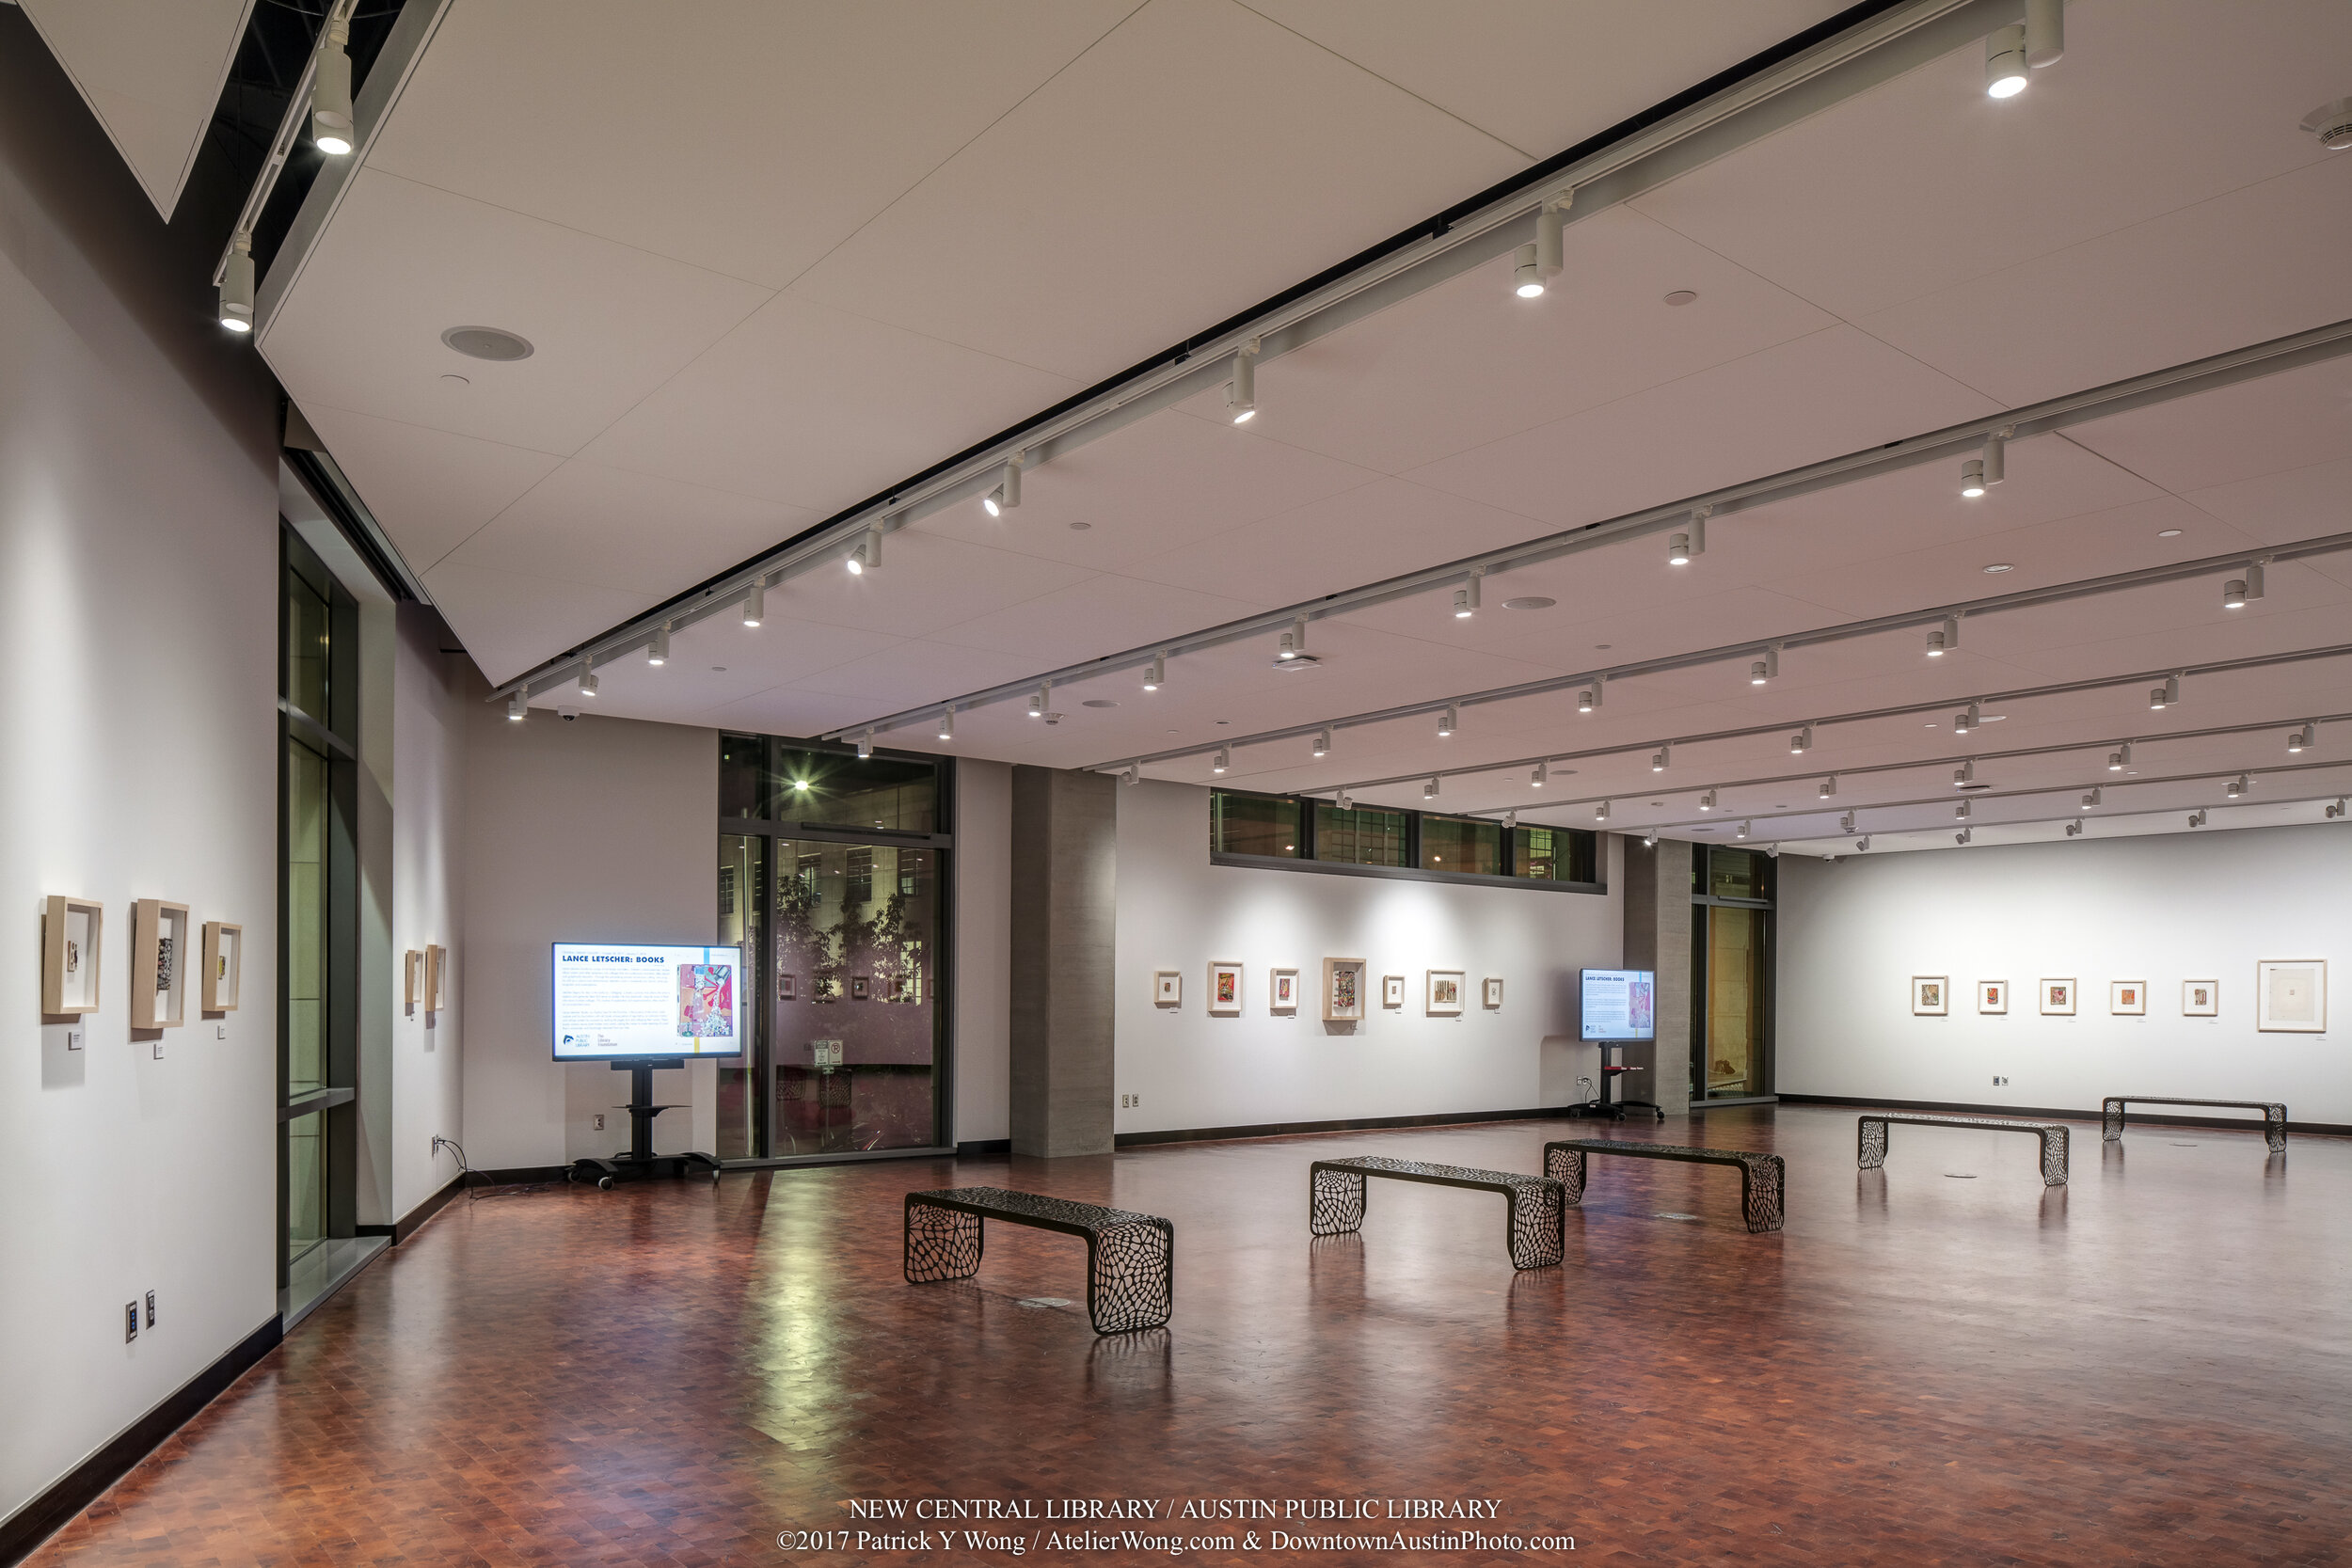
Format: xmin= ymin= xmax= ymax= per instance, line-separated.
xmin=1114 ymin=781 xmax=1623 ymax=1135
xmin=0 ymin=13 xmax=282 ymax=1537
xmin=1778 ymin=823 xmax=2351 ymax=1126
xmin=460 ymin=707 xmax=720 ymax=1170
xmin=389 ymin=606 xmax=472 ymax=1214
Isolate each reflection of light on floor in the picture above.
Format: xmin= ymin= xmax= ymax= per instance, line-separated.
xmin=1652 ymin=1212 xmax=1700 ymax=1222
xmin=1943 ymin=1173 xmax=1977 ymax=1180
xmin=1017 ymin=1297 xmax=1074 ymax=1309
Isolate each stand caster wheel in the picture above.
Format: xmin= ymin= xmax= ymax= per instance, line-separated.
xmin=597 ymin=1176 xmax=613 ymax=1191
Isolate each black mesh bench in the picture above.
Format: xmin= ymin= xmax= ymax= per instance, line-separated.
xmin=1857 ymin=1114 xmax=2068 ymax=1186
xmin=1542 ymin=1139 xmax=1786 ymax=1233
xmin=1308 ymin=1156 xmax=1565 ymax=1270
xmin=2103 ymin=1096 xmax=2286 ymax=1152
xmin=903 ymin=1187 xmax=1173 ymax=1335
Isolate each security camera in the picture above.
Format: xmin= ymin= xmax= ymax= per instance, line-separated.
xmin=557 ymin=706 xmax=580 ymax=722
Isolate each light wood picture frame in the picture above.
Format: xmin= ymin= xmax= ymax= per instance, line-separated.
xmin=2182 ymin=979 xmax=2218 ymax=1017
xmin=1269 ymin=967 xmax=1299 ymax=1013
xmin=1381 ymin=974 xmax=1406 ymax=1009
xmin=1207 ymin=960 xmax=1242 ymax=1016
xmin=2041 ymin=978 xmax=2076 ymax=1016
xmin=1912 ymin=975 xmax=1948 ymax=1016
xmin=1482 ymin=977 xmax=1504 ymax=1009
xmin=2254 ymin=959 xmax=2326 ymax=1033
xmin=1977 ymin=979 xmax=2009 ymax=1014
xmin=201 ymin=922 xmax=242 ymax=1013
xmin=1425 ymin=969 xmax=1466 ymax=1016
xmin=1322 ymin=958 xmax=1365 ymax=1022
xmin=131 ymin=898 xmax=190 ymax=1030
xmin=1153 ymin=969 xmax=1182 ymax=1006
xmin=424 ymin=943 xmax=446 ymax=1012
xmin=41 ymin=895 xmax=103 ymax=1016
xmin=2109 ymin=979 xmax=2146 ymax=1016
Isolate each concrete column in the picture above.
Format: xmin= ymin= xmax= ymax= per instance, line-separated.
xmin=1009 ymin=766 xmax=1116 ymax=1156
xmin=1619 ymin=836 xmax=1693 ymax=1117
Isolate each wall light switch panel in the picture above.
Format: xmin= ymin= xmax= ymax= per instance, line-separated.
xmin=144 ymin=1291 xmax=155 ymax=1328
xmin=124 ymin=1303 xmax=138 ymax=1343
xmin=592 ymin=1115 xmax=605 ymax=1132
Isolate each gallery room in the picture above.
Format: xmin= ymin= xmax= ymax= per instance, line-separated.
xmin=3 ymin=0 xmax=2348 ymax=1561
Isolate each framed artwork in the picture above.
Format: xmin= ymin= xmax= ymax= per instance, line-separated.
xmin=885 ymin=974 xmax=909 ymax=1003
xmin=2182 ymin=979 xmax=2218 ymax=1017
xmin=1322 ymin=958 xmax=1365 ymax=1022
xmin=1911 ymin=975 xmax=1948 ymax=1016
xmin=2255 ymin=959 xmax=2327 ymax=1033
xmin=1381 ymin=974 xmax=1405 ymax=1009
xmin=2041 ymin=978 xmax=2076 ymax=1016
xmin=1153 ymin=970 xmax=1182 ymax=1007
xmin=403 ymin=950 xmax=422 ymax=1015
xmin=1482 ymin=977 xmax=1503 ymax=1009
xmin=1977 ymin=980 xmax=2008 ymax=1015
xmin=201 ymin=922 xmax=242 ymax=1013
xmin=778 ymin=972 xmax=797 ymax=1002
xmin=131 ymin=898 xmax=190 ymax=1030
xmin=41 ymin=895 xmax=103 ymax=1016
xmin=1269 ymin=968 xmax=1299 ymax=1013
xmin=1425 ymin=970 xmax=1466 ymax=1017
xmin=1208 ymin=960 xmax=1243 ymax=1017
xmin=2109 ymin=980 xmax=2146 ymax=1016
xmin=850 ymin=974 xmax=870 ymax=1001
xmin=424 ymin=943 xmax=446 ymax=1012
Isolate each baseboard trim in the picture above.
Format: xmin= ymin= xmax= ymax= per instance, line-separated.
xmin=480 ymin=1164 xmax=570 ymax=1186
xmin=1115 ymin=1105 xmax=1581 ymax=1148
xmin=0 ymin=1314 xmax=281 ymax=1567
xmin=391 ymin=1174 xmax=465 ymax=1243
xmin=1777 ymin=1093 xmax=2348 ymax=1137
xmin=955 ymin=1138 xmax=1011 ymax=1156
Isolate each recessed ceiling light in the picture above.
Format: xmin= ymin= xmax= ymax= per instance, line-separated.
xmin=1502 ymin=597 xmax=1556 ymax=610
xmin=1982 ymin=562 xmax=2014 ymax=574
xmin=1216 ymin=720 xmax=1230 ymax=725
xmin=441 ymin=325 xmax=534 ymax=361
xmin=2158 ymin=529 xmax=2183 ymax=538
xmin=1649 ymin=800 xmax=1662 ymax=807
xmin=1068 ymin=520 xmax=1092 ymax=531
xmin=1082 ymin=699 xmax=1119 ymax=708
xmin=710 ymin=666 xmax=726 ymax=672
xmin=1664 ymin=290 xmax=1698 ymax=306
xmin=440 ymin=373 xmax=469 ymax=387
xmin=1923 ymin=721 xmax=1939 ymax=729
xmin=1595 ymin=643 xmax=1613 ymax=650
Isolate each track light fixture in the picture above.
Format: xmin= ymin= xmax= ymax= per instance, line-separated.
xmin=1791 ymin=725 xmax=1813 ymax=754
xmin=1143 ymin=652 xmax=1165 ymax=691
xmin=1840 ymin=811 xmax=1856 ymax=834
xmin=1438 ymin=705 xmax=1457 ymax=737
xmin=1227 ymin=342 xmax=1258 ymax=424
xmin=1666 ymin=506 xmax=1709 ymax=567
xmin=1820 ymin=776 xmax=1836 ymax=799
xmin=648 ymin=623 xmax=669 ymax=665
xmin=1453 ymin=571 xmax=1483 ymax=619
xmin=1667 ymin=532 xmax=1692 ymax=566
xmin=2148 ymin=672 xmax=2181 ymax=711
xmin=1980 ymin=429 xmax=2008 ymax=487
xmin=1855 ymin=835 xmax=1870 ymax=852
xmin=2223 ymin=578 xmax=2247 ymax=610
xmin=1423 ymin=777 xmax=1439 ymax=800
xmin=938 ymin=706 xmax=955 ymax=741
xmin=1312 ymin=727 xmax=1330 ymax=758
xmin=1533 ymin=760 xmax=1549 ymax=788
xmin=2289 ymin=722 xmax=2314 ymax=753
xmin=1336 ymin=789 xmax=1353 ymax=812
xmin=2065 ymin=818 xmax=2083 ymax=837
xmin=1699 ymin=788 xmax=1717 ymax=812
xmin=1736 ymin=820 xmax=1750 ymax=840
xmin=2082 ymin=787 xmax=2102 ymax=809
xmin=1028 ymin=682 xmax=1049 ymax=719
xmin=1956 ymin=799 xmax=1972 ymax=820
xmin=1985 ymin=23 xmax=2028 ymax=98
xmin=1511 ymin=190 xmax=1574 ymax=300
xmin=1926 ymin=616 xmax=1959 ymax=657
xmin=2026 ymin=0 xmax=2065 ymax=67
xmin=1121 ymin=764 xmax=1140 ymax=786
xmin=1644 ymin=831 xmax=1659 ymax=847
xmin=1749 ymin=645 xmax=1778 ymax=686
xmin=506 ymin=692 xmax=526 ymax=722
xmin=1594 ymin=800 xmax=1608 ymax=821
xmin=1212 ymin=746 xmax=1230 ymax=775
xmin=2327 ymin=798 xmax=2345 ymax=819
xmin=2109 ymin=741 xmax=2131 ymax=770
xmin=1577 ymin=685 xmax=1599 ymax=713
xmin=1960 ymin=458 xmax=1988 ymax=499
xmin=742 ymin=578 xmax=764 ymax=627
xmin=311 ymin=18 xmax=355 ymax=155
xmin=1954 ymin=760 xmax=1976 ymax=786
xmin=2226 ymin=774 xmax=2249 ymax=798
xmin=1956 ymin=826 xmax=1974 ymax=846
xmin=1279 ymin=630 xmax=1298 ymax=659
xmin=218 ymin=233 xmax=255 ymax=332
xmin=847 ymin=521 xmax=883 ymax=575
xmin=856 ymin=729 xmax=874 ymax=760
xmin=578 ymin=663 xmax=597 ymax=697
xmin=1513 ymin=244 xmax=1546 ymax=299
xmin=1652 ymin=746 xmax=1670 ymax=772
xmin=1502 ymin=809 xmax=1518 ymax=832
xmin=983 ymin=455 xmax=1022 ymax=516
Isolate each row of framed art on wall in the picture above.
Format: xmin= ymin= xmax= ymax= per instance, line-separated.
xmin=1909 ymin=959 xmax=2328 ymax=1032
xmin=1153 ymin=959 xmax=1505 ymax=1022
xmin=40 ymin=895 xmax=242 ymax=1029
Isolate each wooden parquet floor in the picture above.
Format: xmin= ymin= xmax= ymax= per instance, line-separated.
xmin=24 ymin=1107 xmax=2351 ymax=1566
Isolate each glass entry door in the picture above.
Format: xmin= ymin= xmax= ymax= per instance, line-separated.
xmin=1702 ymin=906 xmax=1767 ymax=1098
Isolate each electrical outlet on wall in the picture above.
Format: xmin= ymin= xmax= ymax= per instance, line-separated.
xmin=1993 ymin=1076 xmax=2009 ymax=1086
xmin=1119 ymin=1094 xmax=1140 ymax=1109
xmin=145 ymin=1291 xmax=156 ymax=1328
xmin=593 ymin=1114 xmax=605 ymax=1131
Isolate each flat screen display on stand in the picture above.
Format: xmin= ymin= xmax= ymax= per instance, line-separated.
xmin=551 ymin=942 xmax=745 ymax=1061
xmin=1581 ymin=968 xmax=1656 ymax=1042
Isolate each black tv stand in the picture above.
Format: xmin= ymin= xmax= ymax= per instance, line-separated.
xmin=567 ymin=1060 xmax=724 ymax=1189
xmin=1569 ymin=1045 xmax=1666 ymax=1123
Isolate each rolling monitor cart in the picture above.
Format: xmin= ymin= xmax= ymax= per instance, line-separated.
xmin=1574 ymin=968 xmax=1664 ymax=1122
xmin=568 ymin=1059 xmax=723 ymax=1189
xmin=552 ymin=942 xmax=742 ymax=1189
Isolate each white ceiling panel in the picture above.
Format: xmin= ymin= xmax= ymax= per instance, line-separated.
xmin=783 ymin=638 xmax=1063 ymax=705
xmin=295 ymin=404 xmax=564 ymax=574
xmin=1399 ymin=325 xmax=2001 ymax=526
xmin=363 ymin=0 xmax=1138 ymax=290
xmin=2064 ymin=355 xmax=2352 ymax=496
xmin=757 ymin=531 xmax=1097 ymax=643
xmin=439 ymin=461 xmax=824 ymax=596
xmin=420 ymin=561 xmax=654 ymax=686
xmin=1629 ymin=0 xmax=2351 ymax=323
xmin=1249 ymin=0 xmax=1849 ymax=159
xmin=576 ymin=292 xmax=1085 ymax=512
xmin=788 ymin=0 xmax=1530 ymax=381
xmin=261 ymin=168 xmax=771 ymax=456
xmin=2183 ymin=458 xmax=2352 ymax=557
xmin=19 ymin=0 xmax=251 ymax=218
xmin=932 ymin=575 xmax=1268 ymax=664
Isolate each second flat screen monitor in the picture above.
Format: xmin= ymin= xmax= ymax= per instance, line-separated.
xmin=1581 ymin=968 xmax=1656 ymax=1041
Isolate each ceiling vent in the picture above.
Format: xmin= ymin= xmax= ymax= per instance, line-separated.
xmin=440 ymin=325 xmax=535 ymax=361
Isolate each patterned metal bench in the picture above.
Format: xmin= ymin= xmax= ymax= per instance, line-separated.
xmin=1542 ymin=1139 xmax=1786 ymax=1233
xmin=903 ymin=1187 xmax=1173 ymax=1335
xmin=2103 ymin=1096 xmax=2286 ymax=1152
xmin=1857 ymin=1114 xmax=2068 ymax=1186
xmin=1308 ymin=1156 xmax=1565 ymax=1270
